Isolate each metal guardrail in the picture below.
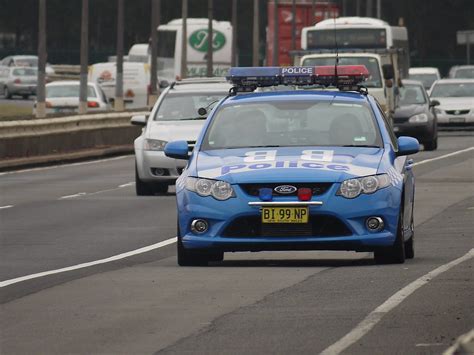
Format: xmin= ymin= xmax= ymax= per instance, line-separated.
xmin=0 ymin=111 xmax=147 ymax=139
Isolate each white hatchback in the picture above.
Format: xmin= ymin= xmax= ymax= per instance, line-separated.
xmin=132 ymin=78 xmax=231 ymax=195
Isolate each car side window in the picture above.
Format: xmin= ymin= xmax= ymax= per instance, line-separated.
xmin=375 ymin=101 xmax=398 ymax=149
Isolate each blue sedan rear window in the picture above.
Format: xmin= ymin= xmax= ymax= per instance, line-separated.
xmin=202 ymin=100 xmax=382 ymax=150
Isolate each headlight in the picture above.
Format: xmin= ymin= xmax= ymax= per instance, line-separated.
xmin=185 ymin=177 xmax=235 ymax=200
xmin=408 ymin=113 xmax=428 ymax=123
xmin=434 ymin=108 xmax=443 ymax=115
xmin=144 ymin=139 xmax=167 ymax=151
xmin=337 ymin=174 xmax=390 ymax=199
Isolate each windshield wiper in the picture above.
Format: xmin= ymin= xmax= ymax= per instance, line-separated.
xmin=180 ymin=117 xmax=208 ymax=120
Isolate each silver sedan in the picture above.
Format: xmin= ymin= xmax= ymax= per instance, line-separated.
xmin=0 ymin=66 xmax=37 ymax=99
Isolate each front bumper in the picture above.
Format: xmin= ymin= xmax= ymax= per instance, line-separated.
xmin=437 ymin=112 xmax=474 ymax=126
xmin=137 ymin=150 xmax=187 ymax=183
xmin=393 ymin=121 xmax=435 ymax=140
xmin=10 ymin=84 xmax=36 ymax=95
xmin=177 ymin=184 xmax=402 ymax=253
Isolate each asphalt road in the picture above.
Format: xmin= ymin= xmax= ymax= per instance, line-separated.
xmin=1 ymin=132 xmax=473 ymax=354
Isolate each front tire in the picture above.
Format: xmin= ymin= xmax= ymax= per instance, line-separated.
xmin=404 ymin=216 xmax=415 ymax=259
xmin=152 ymin=183 xmax=168 ymax=195
xmin=135 ymin=164 xmax=154 ymax=196
xmin=4 ymin=87 xmax=11 ymax=99
xmin=374 ymin=209 xmax=406 ymax=264
xmin=423 ymin=137 xmax=437 ymax=151
xmin=177 ymin=224 xmax=211 ymax=266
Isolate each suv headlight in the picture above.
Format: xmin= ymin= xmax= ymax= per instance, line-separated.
xmin=408 ymin=113 xmax=428 ymax=123
xmin=337 ymin=174 xmax=390 ymax=199
xmin=185 ymin=177 xmax=235 ymax=201
xmin=144 ymin=139 xmax=167 ymax=151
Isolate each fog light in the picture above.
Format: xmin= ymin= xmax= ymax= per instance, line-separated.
xmin=191 ymin=219 xmax=208 ymax=234
xmin=152 ymin=168 xmax=166 ymax=176
xmin=366 ymin=217 xmax=384 ymax=232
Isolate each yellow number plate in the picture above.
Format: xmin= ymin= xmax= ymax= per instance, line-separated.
xmin=262 ymin=207 xmax=309 ymax=224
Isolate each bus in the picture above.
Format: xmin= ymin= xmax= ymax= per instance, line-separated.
xmin=301 ymin=17 xmax=409 ymax=76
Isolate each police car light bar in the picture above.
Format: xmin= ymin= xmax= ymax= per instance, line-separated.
xmin=226 ymin=65 xmax=369 ymax=90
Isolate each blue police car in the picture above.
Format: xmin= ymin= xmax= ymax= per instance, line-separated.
xmin=165 ymin=66 xmax=420 ymax=266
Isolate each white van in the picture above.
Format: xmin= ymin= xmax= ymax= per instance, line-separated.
xmin=88 ymin=62 xmax=149 ymax=109
xmin=128 ymin=44 xmax=149 ymax=63
xmin=157 ymin=18 xmax=232 ymax=82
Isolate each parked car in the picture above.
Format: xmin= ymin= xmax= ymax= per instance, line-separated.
xmin=429 ymin=79 xmax=474 ymax=127
xmin=448 ymin=65 xmax=474 ymax=79
xmin=132 ymin=77 xmax=231 ymax=195
xmin=408 ymin=67 xmax=441 ymax=93
xmin=393 ymin=80 xmax=439 ymax=150
xmin=0 ymin=55 xmax=55 ymax=75
xmin=0 ymin=66 xmax=37 ymax=99
xmin=33 ymin=81 xmax=110 ymax=115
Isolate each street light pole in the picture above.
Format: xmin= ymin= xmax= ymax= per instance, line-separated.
xmin=36 ymin=0 xmax=47 ymax=118
xmin=149 ymin=0 xmax=160 ymax=106
xmin=272 ymin=0 xmax=279 ymax=66
xmin=291 ymin=0 xmax=296 ymax=51
xmin=180 ymin=0 xmax=187 ymax=79
xmin=79 ymin=0 xmax=89 ymax=114
xmin=252 ymin=0 xmax=259 ymax=66
xmin=115 ymin=0 xmax=124 ymax=111
xmin=207 ymin=0 xmax=213 ymax=77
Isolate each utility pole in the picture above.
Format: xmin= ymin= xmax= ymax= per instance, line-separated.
xmin=342 ymin=0 xmax=348 ymax=16
xmin=79 ymin=0 xmax=89 ymax=114
xmin=206 ymin=0 xmax=213 ymax=77
xmin=180 ymin=0 xmax=187 ymax=79
xmin=115 ymin=0 xmax=124 ymax=111
xmin=311 ymin=0 xmax=316 ymax=23
xmin=376 ymin=0 xmax=381 ymax=19
xmin=231 ymin=0 xmax=237 ymax=66
xmin=149 ymin=0 xmax=160 ymax=106
xmin=356 ymin=0 xmax=361 ymax=16
xmin=36 ymin=0 xmax=47 ymax=118
xmin=291 ymin=0 xmax=296 ymax=51
xmin=272 ymin=0 xmax=279 ymax=66
xmin=252 ymin=0 xmax=259 ymax=66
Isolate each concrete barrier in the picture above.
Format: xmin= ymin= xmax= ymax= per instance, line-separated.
xmin=0 ymin=111 xmax=147 ymax=167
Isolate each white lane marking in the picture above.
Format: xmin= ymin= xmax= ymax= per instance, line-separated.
xmin=412 ymin=146 xmax=474 ymax=167
xmin=0 ymin=155 xmax=130 ymax=176
xmin=0 ymin=205 xmax=14 ymax=210
xmin=59 ymin=192 xmax=87 ymax=199
xmin=0 ymin=237 xmax=177 ymax=288
xmin=320 ymin=248 xmax=474 ymax=355
xmin=415 ymin=343 xmax=444 ymax=347
xmin=57 ymin=182 xmax=135 ymax=200
xmin=119 ymin=182 xmax=135 ymax=188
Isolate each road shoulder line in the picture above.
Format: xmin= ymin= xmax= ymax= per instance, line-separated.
xmin=319 ymin=248 xmax=474 ymax=355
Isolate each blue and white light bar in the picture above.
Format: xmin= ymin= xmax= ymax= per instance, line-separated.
xmin=226 ymin=65 xmax=369 ymax=90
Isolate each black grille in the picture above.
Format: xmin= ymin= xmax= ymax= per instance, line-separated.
xmin=446 ymin=110 xmax=470 ymax=115
xmin=240 ymin=183 xmax=332 ymax=197
xmin=222 ymin=215 xmax=351 ymax=238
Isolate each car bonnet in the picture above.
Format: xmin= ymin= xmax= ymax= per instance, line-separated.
xmin=195 ymin=146 xmax=383 ymax=184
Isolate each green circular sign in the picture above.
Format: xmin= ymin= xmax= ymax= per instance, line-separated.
xmin=189 ymin=29 xmax=226 ymax=52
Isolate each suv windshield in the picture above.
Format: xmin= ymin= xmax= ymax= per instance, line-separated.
xmin=430 ymin=83 xmax=474 ymax=97
xmin=203 ymin=100 xmax=382 ymax=150
xmin=302 ymin=56 xmax=382 ymax=88
xmin=399 ymin=84 xmax=426 ymax=105
xmin=154 ymin=92 xmax=227 ymax=121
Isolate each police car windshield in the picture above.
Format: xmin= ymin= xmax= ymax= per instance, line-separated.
xmin=154 ymin=92 xmax=227 ymax=121
xmin=202 ymin=100 xmax=382 ymax=150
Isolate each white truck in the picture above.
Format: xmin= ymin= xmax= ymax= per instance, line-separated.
xmin=298 ymin=50 xmax=403 ymax=119
xmin=156 ymin=18 xmax=232 ymax=82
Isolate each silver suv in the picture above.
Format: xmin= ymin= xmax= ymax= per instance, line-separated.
xmin=131 ymin=78 xmax=231 ymax=195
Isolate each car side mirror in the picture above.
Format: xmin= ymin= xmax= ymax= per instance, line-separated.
xmin=429 ymin=99 xmax=440 ymax=107
xmin=131 ymin=115 xmax=147 ymax=126
xmin=164 ymin=140 xmax=189 ymax=160
xmin=159 ymin=80 xmax=169 ymax=88
xmin=198 ymin=107 xmax=207 ymax=116
xmin=397 ymin=136 xmax=419 ymax=156
xmin=382 ymin=64 xmax=394 ymax=80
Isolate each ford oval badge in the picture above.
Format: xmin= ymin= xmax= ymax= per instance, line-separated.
xmin=274 ymin=185 xmax=297 ymax=194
